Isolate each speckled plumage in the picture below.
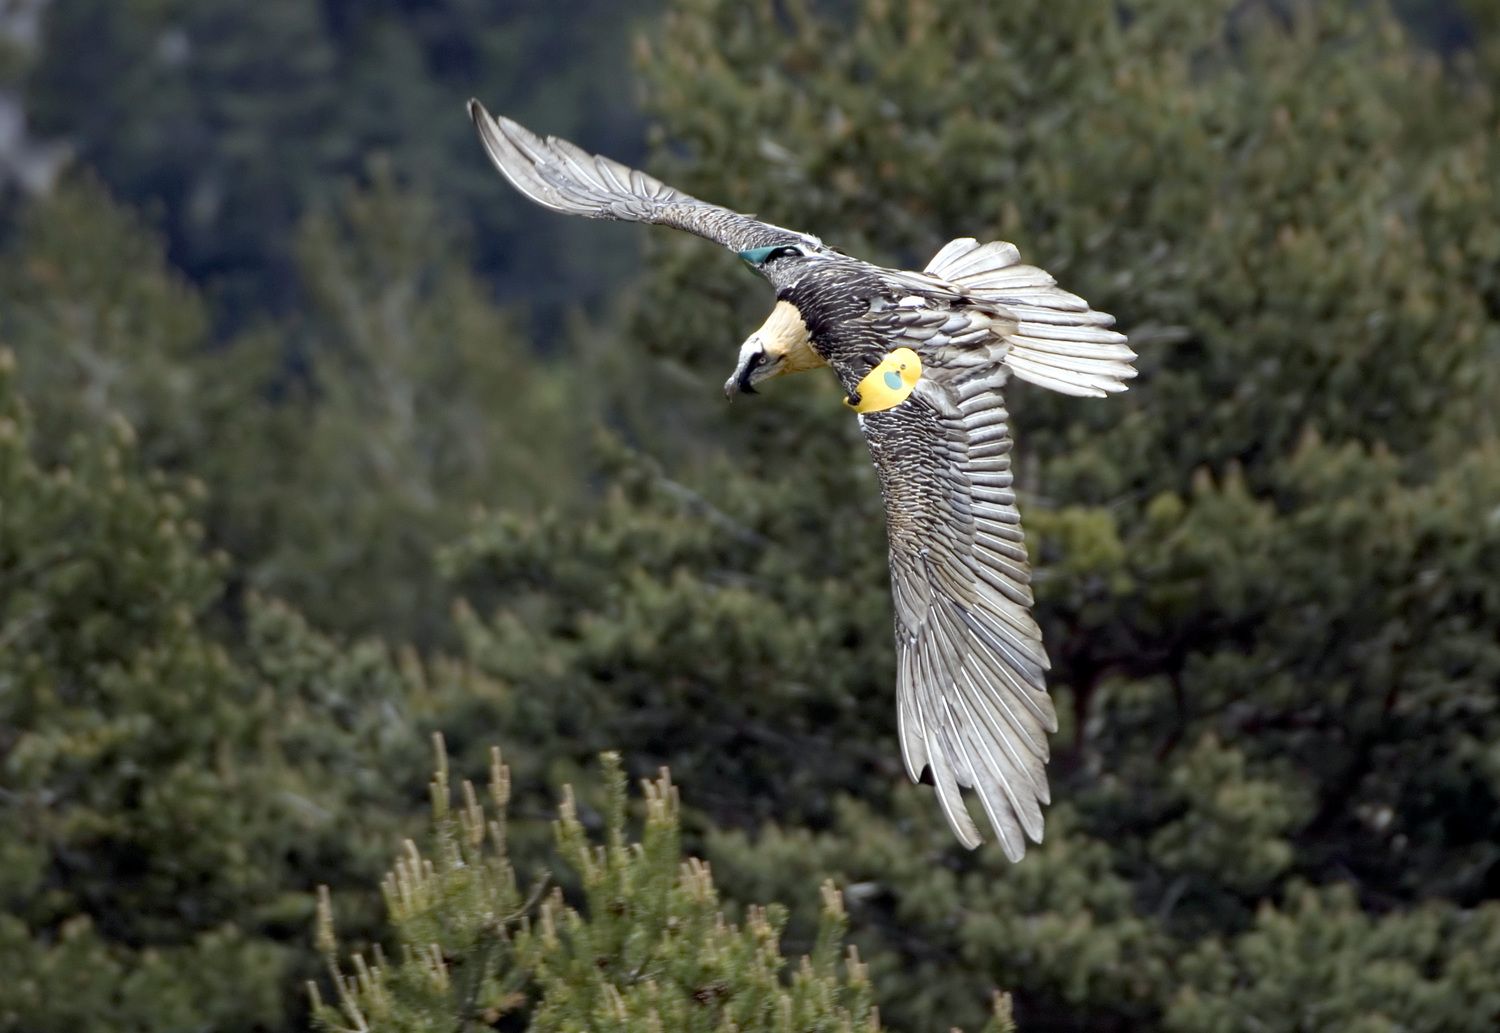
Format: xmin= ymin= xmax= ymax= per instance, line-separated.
xmin=469 ymin=100 xmax=1136 ymax=860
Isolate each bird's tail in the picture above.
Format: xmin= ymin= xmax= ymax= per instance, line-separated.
xmin=925 ymin=238 xmax=1136 ymax=397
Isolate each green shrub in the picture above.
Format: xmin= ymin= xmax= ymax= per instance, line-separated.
xmin=312 ymin=740 xmax=1017 ymax=1032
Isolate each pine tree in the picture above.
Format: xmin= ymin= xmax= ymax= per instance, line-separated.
xmin=5 ymin=3 xmax=1497 ymax=1031
xmin=0 ymin=173 xmax=269 ymax=474
xmin=19 ymin=0 xmax=656 ymax=320
xmin=311 ymin=739 xmax=1016 ymax=1032
xmin=0 ymin=168 xmax=584 ymax=642
xmin=0 ymin=347 xmax=431 ymax=1032
xmin=444 ymin=2 xmax=1500 ymax=1029
xmin=253 ymin=164 xmax=581 ymax=640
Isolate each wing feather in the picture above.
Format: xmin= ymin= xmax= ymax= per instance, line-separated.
xmin=924 ymin=237 xmax=1137 ymax=395
xmin=896 ymin=642 xmax=928 ymax=781
xmin=859 ymin=375 xmax=1055 ymax=859
xmin=469 ymin=100 xmax=824 ymax=256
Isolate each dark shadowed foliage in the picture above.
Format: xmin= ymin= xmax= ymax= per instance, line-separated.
xmin=2 ymin=2 xmax=1497 ymax=1032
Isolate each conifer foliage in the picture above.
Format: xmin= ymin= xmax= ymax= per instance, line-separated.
xmin=0 ymin=348 xmax=421 ymax=1032
xmin=450 ymin=1 xmax=1500 ymax=1029
xmin=312 ymin=740 xmax=1015 ymax=1032
xmin=2 ymin=1 xmax=1498 ymax=1031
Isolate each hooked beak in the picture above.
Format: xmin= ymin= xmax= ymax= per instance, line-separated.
xmin=724 ymin=335 xmax=774 ymax=399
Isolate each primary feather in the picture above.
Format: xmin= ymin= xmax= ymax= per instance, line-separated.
xmin=469 ymin=100 xmax=826 ymax=265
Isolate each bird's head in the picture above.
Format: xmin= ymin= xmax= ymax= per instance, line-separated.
xmin=724 ymin=299 xmax=825 ymax=398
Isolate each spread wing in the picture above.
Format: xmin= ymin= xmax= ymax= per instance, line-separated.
xmin=468 ymin=100 xmax=823 ymax=256
xmin=858 ymin=357 xmax=1056 ymax=860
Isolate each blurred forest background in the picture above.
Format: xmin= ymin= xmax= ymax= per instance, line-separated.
xmin=2 ymin=1 xmax=1499 ymax=1031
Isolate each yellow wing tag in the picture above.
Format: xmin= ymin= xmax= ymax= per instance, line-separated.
xmin=844 ymin=347 xmax=923 ymax=414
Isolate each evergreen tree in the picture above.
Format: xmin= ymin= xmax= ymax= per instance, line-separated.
xmin=0 ymin=173 xmax=271 ymax=474
xmin=0 ymin=169 xmax=583 ymax=641
xmin=253 ymin=164 xmax=581 ymax=640
xmin=19 ymin=0 xmax=657 ymax=320
xmin=3 ymin=3 xmax=1497 ymax=1032
xmin=442 ymin=2 xmax=1500 ymax=1029
xmin=312 ymin=740 xmax=1016 ymax=1032
xmin=0 ymin=347 xmax=428 ymax=1032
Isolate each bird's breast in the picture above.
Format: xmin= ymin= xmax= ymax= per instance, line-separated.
xmin=757 ymin=300 xmax=827 ymax=374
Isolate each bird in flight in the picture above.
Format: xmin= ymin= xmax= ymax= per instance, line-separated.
xmin=468 ymin=100 xmax=1135 ymax=860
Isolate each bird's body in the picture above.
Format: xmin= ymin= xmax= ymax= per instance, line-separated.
xmin=468 ymin=100 xmax=1136 ymax=859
